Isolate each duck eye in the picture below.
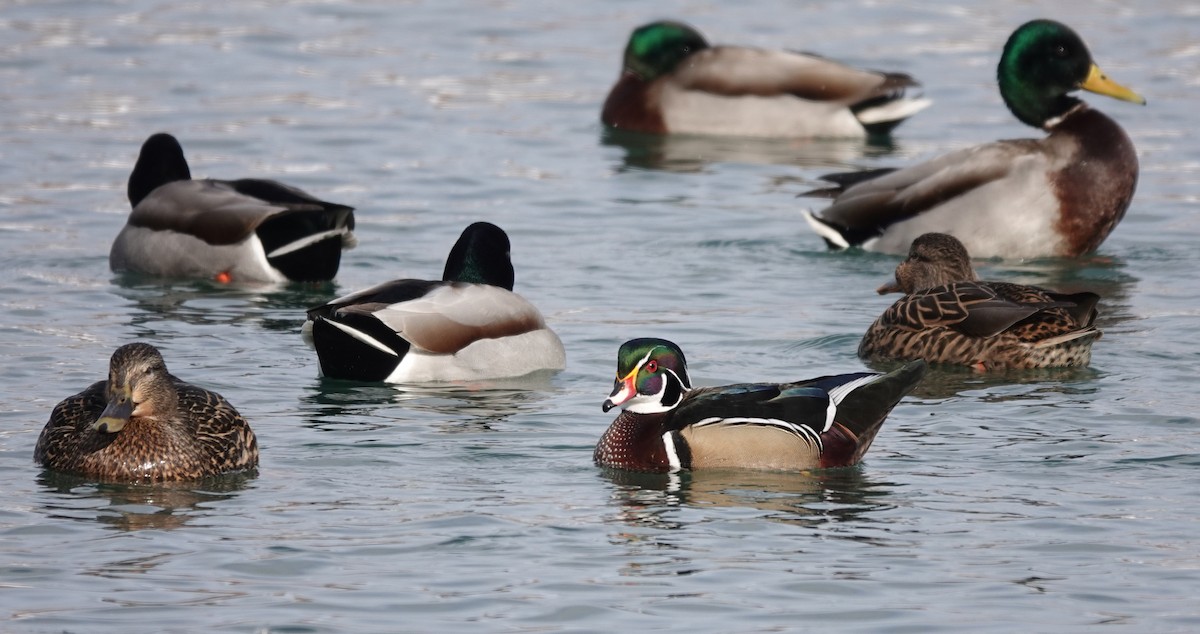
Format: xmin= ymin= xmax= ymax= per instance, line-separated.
xmin=1054 ymin=45 xmax=1068 ymax=57
xmin=645 ymin=360 xmax=658 ymax=373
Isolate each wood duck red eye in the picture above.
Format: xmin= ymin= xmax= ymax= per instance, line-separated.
xmin=645 ymin=360 xmax=658 ymax=373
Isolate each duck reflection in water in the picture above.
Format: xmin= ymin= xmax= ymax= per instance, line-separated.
xmin=112 ymin=278 xmax=341 ymax=335
xmin=598 ymin=467 xmax=895 ymax=532
xmin=601 ymin=127 xmax=897 ymax=174
xmin=299 ymin=373 xmax=560 ymax=433
xmin=36 ymin=471 xmax=255 ymax=532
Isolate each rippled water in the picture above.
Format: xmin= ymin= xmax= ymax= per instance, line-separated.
xmin=2 ymin=0 xmax=1199 ymax=631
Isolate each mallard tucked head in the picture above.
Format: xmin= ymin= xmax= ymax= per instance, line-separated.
xmin=93 ymin=343 xmax=178 ymax=434
xmin=441 ymin=221 xmax=515 ymax=290
xmin=998 ymin=19 xmax=1145 ymax=129
xmin=879 ymin=233 xmax=979 ymax=295
xmin=127 ymin=132 xmax=192 ymax=208
xmin=602 ymin=338 xmax=692 ymax=414
xmin=622 ymin=21 xmax=710 ymax=82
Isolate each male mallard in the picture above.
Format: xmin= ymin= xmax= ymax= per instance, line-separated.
xmin=802 ymin=19 xmax=1145 ymax=258
xmin=110 ymin=132 xmax=356 ymax=283
xmin=305 ymin=222 xmax=566 ymax=383
xmin=595 ymin=338 xmax=926 ymax=472
xmin=35 ymin=343 xmax=259 ymax=482
xmin=860 ymin=233 xmax=1102 ymax=370
xmin=601 ymin=20 xmax=930 ymax=139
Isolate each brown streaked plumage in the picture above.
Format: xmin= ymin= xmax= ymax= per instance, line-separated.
xmin=595 ymin=338 xmax=927 ymax=473
xmin=34 ymin=343 xmax=258 ymax=483
xmin=860 ymin=233 xmax=1102 ymax=370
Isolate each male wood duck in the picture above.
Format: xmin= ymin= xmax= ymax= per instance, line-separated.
xmin=305 ymin=222 xmax=565 ymax=383
xmin=601 ymin=20 xmax=930 ymax=139
xmin=595 ymin=338 xmax=927 ymax=472
xmin=110 ymin=132 xmax=356 ymax=283
xmin=35 ymin=343 xmax=259 ymax=482
xmin=859 ymin=232 xmax=1102 ymax=369
xmin=803 ymin=19 xmax=1145 ymax=258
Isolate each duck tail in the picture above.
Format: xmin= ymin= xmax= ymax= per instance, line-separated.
xmin=258 ymin=204 xmax=356 ymax=282
xmin=820 ymin=360 xmax=927 ymax=466
xmin=854 ymin=96 xmax=933 ymax=136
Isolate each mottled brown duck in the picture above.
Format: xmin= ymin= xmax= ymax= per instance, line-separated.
xmin=859 ymin=233 xmax=1102 ymax=370
xmin=35 ymin=343 xmax=258 ymax=482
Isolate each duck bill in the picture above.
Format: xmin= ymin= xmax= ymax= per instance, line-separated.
xmin=93 ymin=395 xmax=133 ymax=434
xmin=876 ymin=278 xmax=904 ymax=295
xmin=1081 ymin=63 xmax=1146 ymax=105
xmin=602 ymin=371 xmax=637 ymax=413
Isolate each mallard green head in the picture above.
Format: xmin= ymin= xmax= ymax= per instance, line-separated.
xmin=94 ymin=343 xmax=177 ymax=434
xmin=441 ymin=221 xmax=515 ymax=290
xmin=998 ymin=19 xmax=1145 ymax=128
xmin=603 ymin=338 xmax=693 ymax=414
xmin=622 ymin=21 xmax=710 ymax=81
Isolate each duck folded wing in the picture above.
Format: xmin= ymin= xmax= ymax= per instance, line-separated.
xmin=674 ymin=47 xmax=916 ymax=103
xmin=367 ymin=284 xmax=548 ymax=355
xmin=809 ymin=140 xmax=1044 ymax=230
xmin=672 ymin=383 xmax=833 ymax=433
xmin=883 ymin=282 xmax=1070 ymax=338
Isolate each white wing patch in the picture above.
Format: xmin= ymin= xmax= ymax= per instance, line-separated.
xmin=801 ymin=209 xmax=850 ymax=249
xmin=823 ymin=374 xmax=881 ymax=431
xmin=320 ymin=318 xmax=400 ymax=357
xmin=266 ymin=228 xmax=352 ymax=258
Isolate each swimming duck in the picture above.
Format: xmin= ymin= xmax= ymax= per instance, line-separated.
xmin=110 ymin=132 xmax=356 ymax=283
xmin=34 ymin=343 xmax=259 ymax=482
xmin=601 ymin=20 xmax=930 ymax=139
xmin=305 ymin=222 xmax=566 ymax=383
xmin=859 ymin=233 xmax=1102 ymax=369
xmin=802 ymin=19 xmax=1145 ymax=258
xmin=595 ymin=338 xmax=927 ymax=472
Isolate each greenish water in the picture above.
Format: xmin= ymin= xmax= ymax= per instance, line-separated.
xmin=2 ymin=1 xmax=1199 ymax=631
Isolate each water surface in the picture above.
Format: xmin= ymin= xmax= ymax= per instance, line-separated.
xmin=2 ymin=0 xmax=1199 ymax=631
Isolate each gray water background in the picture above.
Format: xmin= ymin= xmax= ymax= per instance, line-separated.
xmin=1 ymin=0 xmax=1199 ymax=631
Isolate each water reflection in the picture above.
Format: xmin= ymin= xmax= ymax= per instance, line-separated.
xmin=601 ymin=127 xmax=898 ymax=173
xmin=860 ymin=360 xmax=1104 ymax=401
xmin=35 ymin=470 xmax=255 ymax=532
xmin=110 ymin=275 xmax=341 ymax=334
xmin=599 ymin=467 xmax=894 ymax=531
xmin=298 ymin=373 xmax=560 ymax=432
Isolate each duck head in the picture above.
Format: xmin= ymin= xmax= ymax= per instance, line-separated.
xmin=127 ymin=132 xmax=192 ymax=208
xmin=93 ymin=343 xmax=176 ymax=434
xmin=622 ymin=21 xmax=710 ymax=82
xmin=602 ymin=338 xmax=693 ymax=414
xmin=879 ymin=232 xmax=979 ymax=294
xmin=998 ymin=19 xmax=1145 ymax=129
xmin=442 ymin=221 xmax=515 ymax=290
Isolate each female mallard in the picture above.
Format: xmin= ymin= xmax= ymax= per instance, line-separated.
xmin=595 ymin=338 xmax=926 ymax=472
xmin=860 ymin=233 xmax=1102 ymax=370
xmin=803 ymin=19 xmax=1145 ymax=258
xmin=601 ymin=20 xmax=930 ymax=139
xmin=34 ymin=343 xmax=259 ymax=482
xmin=305 ymin=222 xmax=566 ymax=383
xmin=110 ymin=132 xmax=356 ymax=283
